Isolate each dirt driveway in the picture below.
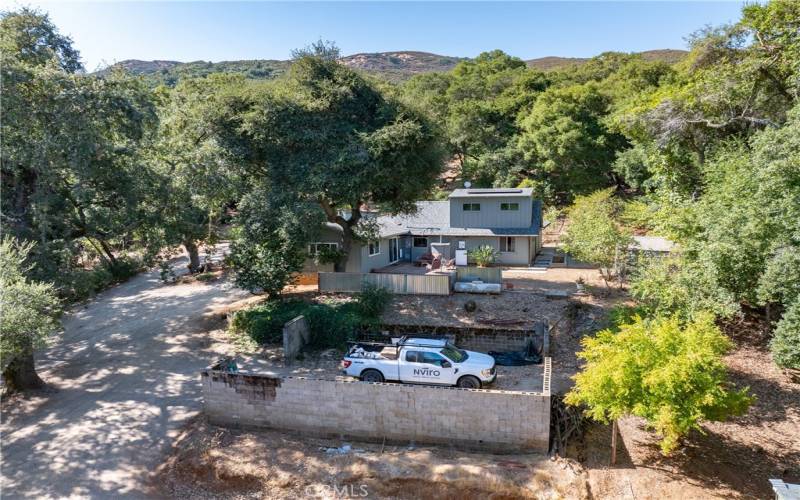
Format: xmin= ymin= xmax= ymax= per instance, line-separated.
xmin=1 ymin=251 xmax=250 ymax=499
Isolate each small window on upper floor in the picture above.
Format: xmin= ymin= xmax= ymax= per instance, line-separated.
xmin=501 ymin=202 xmax=519 ymax=211
xmin=463 ymin=203 xmax=481 ymax=212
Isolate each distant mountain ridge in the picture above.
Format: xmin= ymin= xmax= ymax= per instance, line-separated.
xmin=525 ymin=49 xmax=688 ymax=71
xmin=96 ymin=49 xmax=688 ymax=85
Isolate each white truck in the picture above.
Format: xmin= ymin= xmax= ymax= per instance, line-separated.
xmin=341 ymin=337 xmax=496 ymax=389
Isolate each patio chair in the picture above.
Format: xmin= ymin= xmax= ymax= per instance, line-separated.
xmin=416 ymin=252 xmax=434 ymax=267
xmin=426 ymin=256 xmax=442 ymax=272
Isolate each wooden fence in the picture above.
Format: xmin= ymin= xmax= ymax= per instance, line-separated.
xmin=456 ymin=266 xmax=503 ymax=284
xmin=318 ymin=272 xmax=452 ymax=296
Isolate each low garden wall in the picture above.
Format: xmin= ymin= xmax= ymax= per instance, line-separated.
xmin=456 ymin=266 xmax=503 ymax=284
xmin=319 ymin=272 xmax=453 ymax=295
xmin=202 ymin=359 xmax=551 ymax=453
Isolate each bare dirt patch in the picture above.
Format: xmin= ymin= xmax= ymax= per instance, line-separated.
xmin=155 ymin=417 xmax=589 ymax=499
xmin=382 ymin=291 xmax=567 ymax=331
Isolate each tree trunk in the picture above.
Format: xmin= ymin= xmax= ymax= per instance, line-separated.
xmin=2 ymin=350 xmax=45 ymax=392
xmin=318 ymin=197 xmax=362 ymax=274
xmin=184 ymin=240 xmax=201 ymax=273
xmin=610 ymin=419 xmax=618 ymax=465
xmin=334 ymin=228 xmax=353 ymax=273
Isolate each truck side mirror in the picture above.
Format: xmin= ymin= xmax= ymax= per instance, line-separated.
xmin=441 ymin=361 xmax=452 ymax=368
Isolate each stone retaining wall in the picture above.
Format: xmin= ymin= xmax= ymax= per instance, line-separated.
xmin=202 ymin=359 xmax=551 ymax=453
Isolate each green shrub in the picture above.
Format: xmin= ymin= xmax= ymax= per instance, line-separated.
xmin=105 ymin=257 xmax=141 ymax=281
xmin=304 ymin=302 xmax=363 ymax=349
xmin=230 ymin=300 xmax=310 ymax=344
xmin=771 ymin=300 xmax=800 ymax=369
xmin=468 ymin=245 xmax=498 ymax=267
xmin=354 ymin=283 xmax=392 ymax=319
xmin=229 ymin=289 xmax=393 ymax=351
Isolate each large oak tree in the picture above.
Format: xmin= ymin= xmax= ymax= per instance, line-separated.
xmin=217 ymin=43 xmax=446 ymax=273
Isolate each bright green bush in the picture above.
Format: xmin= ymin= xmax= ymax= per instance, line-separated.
xmin=561 ymin=189 xmax=632 ymax=281
xmin=771 ymin=300 xmax=800 ymax=369
xmin=468 ymin=245 xmax=498 ymax=267
xmin=565 ymin=313 xmax=753 ymax=455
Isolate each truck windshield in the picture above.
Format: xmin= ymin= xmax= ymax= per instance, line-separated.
xmin=441 ymin=344 xmax=468 ymax=363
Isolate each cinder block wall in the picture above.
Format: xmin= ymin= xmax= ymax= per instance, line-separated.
xmin=202 ymin=361 xmax=551 ymax=453
xmin=371 ymin=322 xmax=548 ymax=353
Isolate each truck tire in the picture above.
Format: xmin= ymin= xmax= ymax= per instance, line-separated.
xmin=457 ymin=375 xmax=481 ymax=389
xmin=361 ymin=369 xmax=384 ymax=383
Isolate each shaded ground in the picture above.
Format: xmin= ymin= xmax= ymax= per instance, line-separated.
xmin=156 ymin=417 xmax=589 ymax=500
xmin=1 ymin=249 xmax=251 ymax=499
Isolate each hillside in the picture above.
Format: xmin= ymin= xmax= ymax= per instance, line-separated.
xmin=340 ymin=51 xmax=466 ymax=82
xmin=96 ymin=49 xmax=688 ymax=86
xmin=526 ymin=49 xmax=688 ymax=71
xmin=95 ymin=59 xmax=290 ymax=86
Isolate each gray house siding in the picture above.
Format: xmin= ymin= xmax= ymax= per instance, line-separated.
xmin=449 ymin=196 xmax=533 ymax=229
xmin=358 ymin=236 xmax=409 ymax=273
xmin=440 ymin=236 xmax=531 ymax=266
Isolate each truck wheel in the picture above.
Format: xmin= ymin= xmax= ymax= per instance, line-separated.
xmin=361 ymin=369 xmax=384 ymax=383
xmin=457 ymin=375 xmax=481 ymax=389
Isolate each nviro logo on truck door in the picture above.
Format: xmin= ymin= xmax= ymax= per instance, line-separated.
xmin=413 ymin=368 xmax=440 ymax=377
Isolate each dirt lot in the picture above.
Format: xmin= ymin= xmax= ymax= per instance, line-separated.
xmin=503 ymin=267 xmax=607 ymax=295
xmin=382 ymin=290 xmax=568 ymax=331
xmin=155 ymin=417 xmax=588 ymax=499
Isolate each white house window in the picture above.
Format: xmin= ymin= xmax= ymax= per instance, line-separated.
xmin=308 ymin=242 xmax=338 ymax=255
xmin=463 ymin=203 xmax=481 ymax=211
xmin=499 ymin=237 xmax=515 ymax=253
xmin=368 ymin=240 xmax=381 ymax=256
xmin=501 ymin=202 xmax=519 ymax=211
xmin=413 ymin=237 xmax=428 ymax=248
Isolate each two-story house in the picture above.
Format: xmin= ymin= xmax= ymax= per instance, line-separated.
xmin=306 ymin=187 xmax=543 ymax=273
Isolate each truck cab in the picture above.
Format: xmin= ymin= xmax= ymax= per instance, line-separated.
xmin=342 ymin=337 xmax=496 ymax=389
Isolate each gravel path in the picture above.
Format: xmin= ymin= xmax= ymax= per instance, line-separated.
xmin=1 ymin=249 xmax=250 ymax=499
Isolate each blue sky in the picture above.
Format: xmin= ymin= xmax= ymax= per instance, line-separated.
xmin=10 ymin=1 xmax=747 ymax=71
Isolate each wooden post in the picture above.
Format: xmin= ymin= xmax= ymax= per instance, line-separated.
xmin=611 ymin=419 xmax=618 ymax=465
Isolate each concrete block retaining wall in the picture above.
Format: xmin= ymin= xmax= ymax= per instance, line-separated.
xmin=202 ymin=359 xmax=551 ymax=453
xmin=373 ymin=322 xmax=548 ymax=353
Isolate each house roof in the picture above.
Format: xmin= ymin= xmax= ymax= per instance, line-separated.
xmin=325 ymin=195 xmax=542 ymax=239
xmin=448 ymin=188 xmax=534 ymax=198
xmin=374 ymin=199 xmax=541 ymax=238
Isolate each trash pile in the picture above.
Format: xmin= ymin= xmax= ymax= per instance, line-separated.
xmin=489 ymin=337 xmax=542 ymax=366
xmin=347 ymin=347 xmax=384 ymax=359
